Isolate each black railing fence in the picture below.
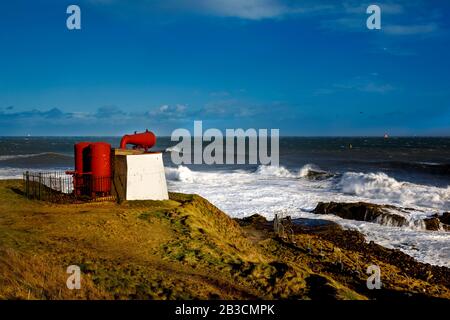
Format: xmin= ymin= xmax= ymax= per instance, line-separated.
xmin=23 ymin=171 xmax=117 ymax=203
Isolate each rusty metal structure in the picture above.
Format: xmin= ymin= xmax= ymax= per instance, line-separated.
xmin=23 ymin=130 xmax=158 ymax=203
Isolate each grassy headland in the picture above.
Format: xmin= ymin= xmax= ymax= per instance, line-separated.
xmin=0 ymin=179 xmax=448 ymax=300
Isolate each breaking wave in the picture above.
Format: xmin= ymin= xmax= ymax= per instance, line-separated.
xmin=165 ymin=164 xmax=328 ymax=182
xmin=165 ymin=165 xmax=450 ymax=212
xmin=255 ymin=164 xmax=327 ymax=179
xmin=254 ymin=165 xmax=295 ymax=178
xmin=338 ymin=172 xmax=450 ymax=210
xmin=165 ymin=146 xmax=182 ymax=153
xmin=299 ymin=164 xmax=319 ymax=178
xmin=165 ymin=166 xmax=195 ymax=183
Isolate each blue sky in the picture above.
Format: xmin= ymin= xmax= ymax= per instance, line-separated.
xmin=0 ymin=0 xmax=449 ymax=136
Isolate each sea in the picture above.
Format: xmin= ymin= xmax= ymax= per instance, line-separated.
xmin=1 ymin=136 xmax=449 ymax=267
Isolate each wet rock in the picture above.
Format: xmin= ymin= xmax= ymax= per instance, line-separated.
xmin=313 ymin=202 xmax=407 ymax=227
xmin=424 ymin=213 xmax=450 ymax=231
xmin=440 ymin=212 xmax=450 ymax=225
xmin=303 ymin=170 xmax=334 ymax=180
xmin=424 ymin=217 xmax=441 ymax=231
xmin=438 ymin=212 xmax=450 ymax=231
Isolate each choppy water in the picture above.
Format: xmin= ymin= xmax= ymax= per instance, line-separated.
xmin=1 ymin=136 xmax=449 ymax=266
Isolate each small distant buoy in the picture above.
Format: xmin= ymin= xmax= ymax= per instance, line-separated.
xmin=349 ymin=144 xmax=353 ymax=149
xmin=384 ymin=133 xmax=389 ymax=139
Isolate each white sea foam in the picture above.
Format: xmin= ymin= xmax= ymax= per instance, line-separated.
xmin=299 ymin=164 xmax=319 ymax=178
xmin=0 ymin=167 xmax=67 ymax=180
xmin=255 ymin=165 xmax=295 ymax=178
xmin=0 ymin=168 xmax=29 ymax=179
xmin=165 ymin=146 xmax=182 ymax=153
xmin=338 ymin=172 xmax=450 ymax=210
xmin=164 ymin=165 xmax=450 ymax=267
xmin=165 ymin=165 xmax=195 ymax=183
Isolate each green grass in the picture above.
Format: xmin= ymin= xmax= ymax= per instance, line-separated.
xmin=0 ymin=179 xmax=448 ymax=300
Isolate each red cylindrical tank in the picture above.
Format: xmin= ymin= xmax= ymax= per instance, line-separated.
xmin=73 ymin=142 xmax=91 ymax=195
xmin=74 ymin=142 xmax=91 ymax=174
xmin=90 ymin=142 xmax=111 ymax=194
xmin=120 ymin=130 xmax=156 ymax=151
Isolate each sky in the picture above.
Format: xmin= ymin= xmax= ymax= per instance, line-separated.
xmin=0 ymin=0 xmax=449 ymax=136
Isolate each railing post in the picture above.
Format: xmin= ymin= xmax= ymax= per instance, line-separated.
xmin=25 ymin=171 xmax=29 ymax=198
xmin=38 ymin=172 xmax=42 ymax=200
xmin=27 ymin=171 xmax=30 ymax=198
xmin=274 ymin=213 xmax=279 ymax=234
xmin=32 ymin=174 xmax=36 ymax=198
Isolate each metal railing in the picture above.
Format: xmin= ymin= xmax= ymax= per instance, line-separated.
xmin=273 ymin=210 xmax=295 ymax=244
xmin=23 ymin=171 xmax=116 ymax=203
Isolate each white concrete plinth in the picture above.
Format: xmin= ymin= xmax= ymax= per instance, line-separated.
xmin=114 ymin=152 xmax=169 ymax=201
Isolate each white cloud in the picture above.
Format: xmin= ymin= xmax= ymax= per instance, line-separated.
xmin=194 ymin=0 xmax=290 ymax=20
xmin=379 ymin=3 xmax=405 ymax=14
xmin=384 ymin=23 xmax=439 ymax=35
xmin=344 ymin=2 xmax=404 ymax=15
xmin=316 ymin=75 xmax=395 ymax=95
xmin=321 ymin=1 xmax=441 ymax=37
xmin=163 ymin=0 xmax=335 ymax=20
xmin=320 ymin=17 xmax=363 ymax=32
xmin=147 ymin=104 xmax=192 ymax=121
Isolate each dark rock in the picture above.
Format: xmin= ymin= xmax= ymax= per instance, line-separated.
xmin=439 ymin=212 xmax=450 ymax=225
xmin=303 ymin=170 xmax=334 ymax=180
xmin=424 ymin=217 xmax=441 ymax=231
xmin=313 ymin=202 xmax=407 ymax=227
xmin=291 ymin=218 xmax=342 ymax=234
xmin=236 ymin=214 xmax=272 ymax=231
xmin=239 ymin=214 xmax=267 ymax=225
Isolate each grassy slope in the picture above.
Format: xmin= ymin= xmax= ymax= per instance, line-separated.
xmin=0 ymin=179 xmax=448 ymax=300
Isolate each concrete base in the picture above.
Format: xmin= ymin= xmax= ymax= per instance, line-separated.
xmin=113 ymin=152 xmax=169 ymax=201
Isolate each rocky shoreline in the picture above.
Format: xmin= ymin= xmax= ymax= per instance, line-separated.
xmin=237 ymin=214 xmax=450 ymax=299
xmin=313 ymin=201 xmax=450 ymax=231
